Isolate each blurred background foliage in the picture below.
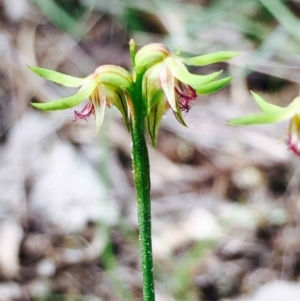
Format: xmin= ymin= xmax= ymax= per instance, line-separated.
xmin=1 ymin=0 xmax=300 ymax=301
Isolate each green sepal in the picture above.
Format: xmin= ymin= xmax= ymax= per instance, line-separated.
xmin=228 ymin=99 xmax=300 ymax=126
xmin=147 ymin=97 xmax=166 ymax=147
xmin=28 ymin=66 xmax=85 ymax=87
xmin=143 ymin=65 xmax=166 ymax=145
xmin=31 ymin=80 xmax=96 ymax=111
xmin=142 ymin=63 xmax=163 ymax=114
xmin=135 ymin=43 xmax=170 ymax=73
xmin=166 ymin=57 xmax=222 ymax=86
xmin=228 ymin=94 xmax=300 ymax=126
xmin=148 ymin=90 xmax=164 ymax=111
xmin=96 ymin=65 xmax=133 ymax=89
xmin=179 ymin=51 xmax=239 ymax=66
xmin=194 ymin=76 xmax=232 ymax=95
xmin=228 ymin=112 xmax=285 ymax=126
xmin=108 ymin=87 xmax=131 ymax=131
xmin=251 ymin=91 xmax=282 ymax=113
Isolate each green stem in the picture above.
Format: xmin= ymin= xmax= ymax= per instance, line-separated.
xmin=130 ymin=74 xmax=155 ymax=301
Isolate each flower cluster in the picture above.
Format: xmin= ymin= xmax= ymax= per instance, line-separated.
xmin=30 ymin=42 xmax=238 ymax=145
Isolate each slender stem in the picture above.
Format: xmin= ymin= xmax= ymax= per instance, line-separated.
xmin=131 ymin=121 xmax=154 ymax=301
xmin=130 ymin=73 xmax=155 ymax=301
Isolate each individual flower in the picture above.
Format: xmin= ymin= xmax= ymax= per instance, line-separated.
xmin=135 ymin=43 xmax=238 ymax=146
xmin=29 ymin=65 xmax=132 ymax=132
xmin=228 ymin=91 xmax=300 ymax=156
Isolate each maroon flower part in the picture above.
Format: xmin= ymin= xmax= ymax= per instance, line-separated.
xmin=175 ymin=83 xmax=197 ymax=112
xmin=73 ymin=101 xmax=95 ymax=121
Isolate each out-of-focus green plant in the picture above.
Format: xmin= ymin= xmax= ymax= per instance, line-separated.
xmin=229 ymin=91 xmax=300 ymax=156
xmin=29 ymin=40 xmax=237 ymax=301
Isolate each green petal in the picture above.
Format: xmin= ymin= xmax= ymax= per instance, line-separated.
xmin=166 ymin=57 xmax=222 ymax=86
xmin=93 ymin=87 xmax=106 ymax=133
xmin=31 ymin=80 xmax=96 ymax=111
xmin=251 ymin=91 xmax=282 ymax=113
xmin=179 ymin=51 xmax=239 ymax=66
xmin=173 ymin=96 xmax=187 ymax=127
xmin=147 ymin=98 xmax=167 ymax=147
xmin=28 ymin=66 xmax=85 ymax=87
xmin=194 ymin=77 xmax=232 ymax=95
xmin=160 ymin=64 xmax=177 ymax=112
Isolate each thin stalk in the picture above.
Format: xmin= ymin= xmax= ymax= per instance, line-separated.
xmin=130 ymin=72 xmax=155 ymax=301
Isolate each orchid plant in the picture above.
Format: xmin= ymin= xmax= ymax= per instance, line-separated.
xmin=29 ymin=40 xmax=238 ymax=301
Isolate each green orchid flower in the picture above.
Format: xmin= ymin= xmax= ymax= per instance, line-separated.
xmin=228 ymin=91 xmax=300 ymax=156
xmin=135 ymin=43 xmax=238 ymax=146
xmin=29 ymin=65 xmax=132 ymax=132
